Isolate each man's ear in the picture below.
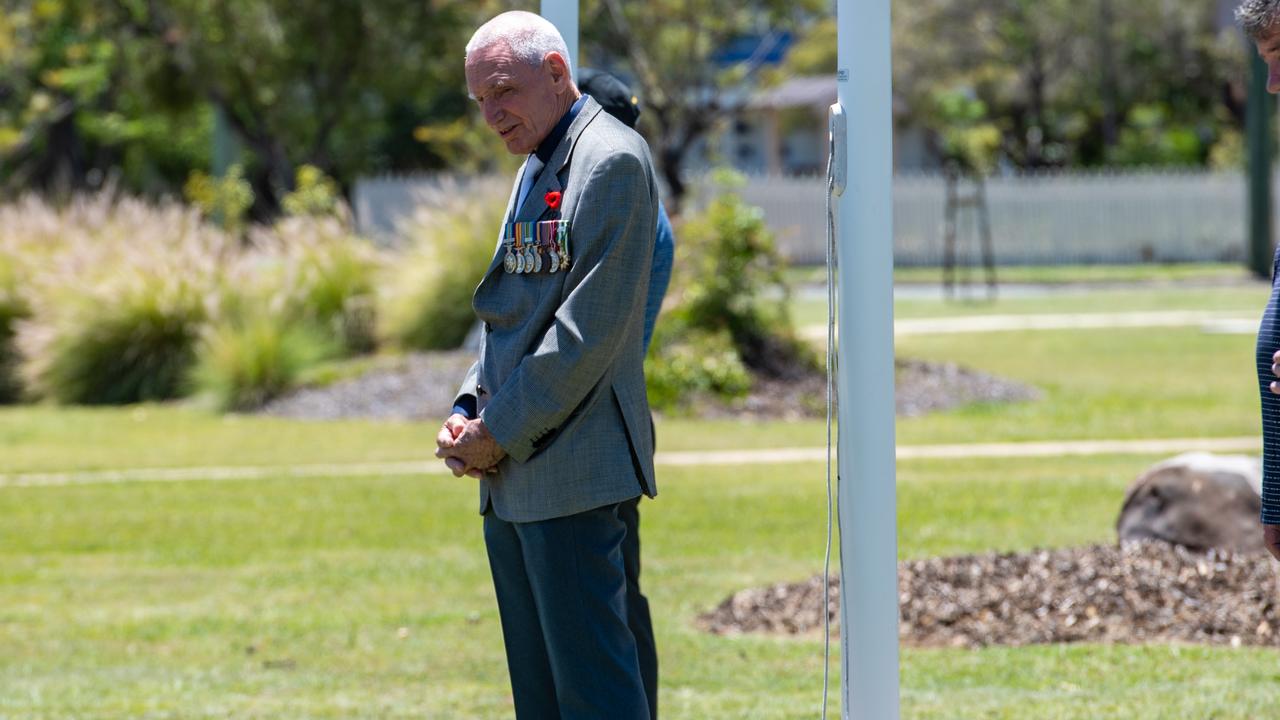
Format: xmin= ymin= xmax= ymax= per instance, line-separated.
xmin=545 ymin=52 xmax=571 ymax=89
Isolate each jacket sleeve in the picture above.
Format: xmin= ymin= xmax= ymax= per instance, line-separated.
xmin=454 ymin=360 xmax=479 ymax=412
xmin=480 ymin=150 xmax=656 ymax=462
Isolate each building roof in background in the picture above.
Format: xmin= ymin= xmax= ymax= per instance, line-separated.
xmin=749 ymin=75 xmax=909 ymax=116
xmin=749 ymin=75 xmax=835 ymax=109
xmin=710 ymin=31 xmax=794 ymax=67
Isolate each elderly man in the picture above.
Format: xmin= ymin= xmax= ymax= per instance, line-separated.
xmin=1241 ymin=0 xmax=1280 ymax=560
xmin=435 ymin=11 xmax=658 ymax=719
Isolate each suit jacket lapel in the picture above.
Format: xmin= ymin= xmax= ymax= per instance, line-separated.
xmin=478 ymin=97 xmax=604 ymax=290
xmin=515 ymin=97 xmax=603 ymax=223
xmin=479 ymin=158 xmax=530 ymax=283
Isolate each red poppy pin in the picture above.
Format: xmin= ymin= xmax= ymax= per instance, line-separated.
xmin=544 ymin=190 xmax=562 ymax=209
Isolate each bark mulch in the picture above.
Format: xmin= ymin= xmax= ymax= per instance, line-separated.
xmin=697 ymin=541 xmax=1280 ymax=648
xmin=257 ymin=353 xmax=1039 ymax=423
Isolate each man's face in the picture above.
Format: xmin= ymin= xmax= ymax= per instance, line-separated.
xmin=1255 ymin=23 xmax=1280 ymax=93
xmin=466 ymin=42 xmax=569 ymax=155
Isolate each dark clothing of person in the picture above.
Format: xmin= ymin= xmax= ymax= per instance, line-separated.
xmin=1256 ymin=249 xmax=1280 ymax=524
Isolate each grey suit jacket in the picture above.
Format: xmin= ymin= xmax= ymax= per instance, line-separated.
xmin=455 ymin=97 xmax=659 ymax=523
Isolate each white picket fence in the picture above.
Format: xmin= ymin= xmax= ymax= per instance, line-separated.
xmin=356 ymin=168 xmax=1259 ymax=265
xmin=740 ymin=169 xmax=1250 ymax=266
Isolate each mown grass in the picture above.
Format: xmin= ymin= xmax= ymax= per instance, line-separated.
xmin=786 ymin=261 xmax=1255 ymax=288
xmin=0 ymin=317 xmax=1256 ymax=473
xmin=2 ymin=456 xmax=1277 ymax=718
xmin=791 ymin=283 xmax=1270 ymax=326
xmin=3 ymin=282 xmax=1278 ymax=717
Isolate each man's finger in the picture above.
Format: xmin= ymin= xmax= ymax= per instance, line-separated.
xmin=466 ymin=468 xmax=485 ymax=479
xmin=445 ymin=413 xmax=469 ymax=437
xmin=1272 ymin=349 xmax=1280 ymax=365
xmin=1272 ymin=381 xmax=1280 ymax=396
xmin=437 ymin=426 xmax=456 ymax=449
xmin=445 ymin=457 xmax=468 ymax=477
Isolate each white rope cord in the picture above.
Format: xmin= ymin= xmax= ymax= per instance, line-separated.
xmin=821 ymin=119 xmax=839 ymax=720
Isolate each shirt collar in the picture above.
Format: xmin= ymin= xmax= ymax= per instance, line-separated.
xmin=534 ymin=94 xmax=589 ymax=165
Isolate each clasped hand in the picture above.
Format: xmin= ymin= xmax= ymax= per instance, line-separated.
xmin=436 ymin=413 xmax=506 ymax=478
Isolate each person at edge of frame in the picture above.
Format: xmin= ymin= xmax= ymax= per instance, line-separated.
xmin=575 ymin=65 xmax=675 ymax=720
xmin=1239 ymin=0 xmax=1280 ymax=560
xmin=436 ymin=11 xmax=661 ymax=719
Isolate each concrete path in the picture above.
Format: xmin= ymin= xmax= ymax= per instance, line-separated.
xmin=802 ymin=310 xmax=1259 ymax=340
xmin=0 ymin=436 xmax=1259 ymax=488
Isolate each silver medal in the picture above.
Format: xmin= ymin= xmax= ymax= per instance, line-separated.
xmin=515 ymin=248 xmax=526 ymax=274
xmin=524 ymin=247 xmax=536 ymax=273
xmin=503 ymin=244 xmax=516 ymax=274
xmin=548 ymin=249 xmax=559 ymax=274
xmin=532 ymin=246 xmax=543 ymax=273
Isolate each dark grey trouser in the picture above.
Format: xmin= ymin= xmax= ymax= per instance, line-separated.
xmin=618 ymin=496 xmax=657 ymax=720
xmin=484 ymin=503 xmax=649 ymax=720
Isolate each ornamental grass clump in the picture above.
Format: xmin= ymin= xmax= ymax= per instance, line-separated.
xmin=249 ymin=216 xmax=384 ymax=355
xmin=378 ymin=176 xmax=507 ymax=350
xmin=191 ymin=314 xmax=338 ymax=412
xmin=0 ymin=245 xmax=30 ymax=402
xmin=15 ymin=193 xmax=232 ymax=404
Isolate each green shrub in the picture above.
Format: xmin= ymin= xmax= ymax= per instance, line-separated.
xmin=643 ymin=176 xmax=819 ymax=412
xmin=192 ymin=314 xmax=337 ymax=411
xmin=184 ymin=164 xmax=254 ymax=233
xmin=22 ymin=270 xmax=209 ymax=404
xmin=379 ymin=177 xmax=507 ymax=350
xmin=644 ymin=324 xmax=751 ymax=413
xmin=282 ymin=165 xmax=343 ymax=218
xmin=0 ymin=253 xmax=29 ymax=403
xmin=662 ymin=177 xmax=817 ymax=379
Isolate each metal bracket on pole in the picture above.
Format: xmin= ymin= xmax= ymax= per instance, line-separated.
xmin=829 ymin=103 xmax=847 ymax=198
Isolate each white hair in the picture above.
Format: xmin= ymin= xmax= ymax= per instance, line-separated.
xmin=465 ymin=11 xmax=572 ymax=76
xmin=1238 ymin=0 xmax=1280 ymax=39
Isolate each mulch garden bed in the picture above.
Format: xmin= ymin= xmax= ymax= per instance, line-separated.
xmin=697 ymin=541 xmax=1280 ymax=648
xmin=256 ymin=352 xmax=1039 ymax=423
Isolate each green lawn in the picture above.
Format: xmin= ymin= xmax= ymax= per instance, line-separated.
xmin=785 ymin=261 xmax=1256 ymax=288
xmin=8 ymin=455 xmax=1278 ymax=718
xmin=4 ymin=281 xmax=1279 ymax=717
xmin=791 ymin=283 xmax=1270 ymax=326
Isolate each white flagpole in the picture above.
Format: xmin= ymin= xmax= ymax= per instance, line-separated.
xmin=540 ymin=0 xmax=579 ymax=81
xmin=835 ymin=0 xmax=901 ymax=716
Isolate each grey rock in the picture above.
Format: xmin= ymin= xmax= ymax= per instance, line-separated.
xmin=1116 ymin=452 xmax=1263 ymax=555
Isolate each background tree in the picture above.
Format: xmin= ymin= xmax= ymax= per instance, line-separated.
xmin=581 ymin=0 xmax=826 ymax=208
xmin=0 ymin=0 xmax=509 ymax=211
xmin=782 ymin=0 xmax=1245 ymax=171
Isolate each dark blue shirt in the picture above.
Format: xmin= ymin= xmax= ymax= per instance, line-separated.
xmin=536 ymin=95 xmax=589 ymax=165
xmin=644 ymin=201 xmax=674 ymax=351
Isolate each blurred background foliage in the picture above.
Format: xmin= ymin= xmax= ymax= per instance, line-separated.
xmin=0 ymin=0 xmax=512 ymax=214
xmin=778 ymin=0 xmax=1249 ymax=171
xmin=0 ymin=0 xmax=1267 ymax=410
xmin=2 ymin=0 xmax=1253 ymax=217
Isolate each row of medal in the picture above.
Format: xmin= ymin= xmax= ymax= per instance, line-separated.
xmin=503 ymin=220 xmax=571 ymax=274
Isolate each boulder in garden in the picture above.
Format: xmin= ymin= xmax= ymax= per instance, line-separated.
xmin=1116 ymin=452 xmax=1262 ymax=554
